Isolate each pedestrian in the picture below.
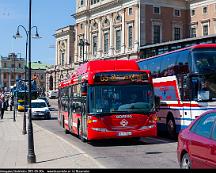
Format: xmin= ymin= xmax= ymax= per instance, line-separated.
xmin=0 ymin=98 xmax=2 ymax=118
xmin=9 ymin=96 xmax=13 ymax=111
xmin=1 ymin=97 xmax=6 ymax=119
xmin=5 ymin=96 xmax=9 ymax=111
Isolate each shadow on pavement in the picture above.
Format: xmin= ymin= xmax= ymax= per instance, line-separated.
xmin=89 ymin=138 xmax=148 ymax=147
xmin=36 ymin=153 xmax=84 ymax=164
xmin=32 ymin=117 xmax=57 ymax=121
xmin=89 ymin=134 xmax=177 ymax=147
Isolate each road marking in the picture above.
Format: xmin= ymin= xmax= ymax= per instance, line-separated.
xmin=33 ymin=123 xmax=105 ymax=168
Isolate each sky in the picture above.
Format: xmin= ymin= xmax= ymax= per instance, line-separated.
xmin=0 ymin=0 xmax=76 ymax=65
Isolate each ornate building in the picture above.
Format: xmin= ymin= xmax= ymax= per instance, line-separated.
xmin=74 ymin=0 xmax=189 ymax=64
xmin=0 ymin=53 xmax=25 ymax=90
xmin=46 ymin=25 xmax=75 ymax=92
xmin=190 ymin=0 xmax=216 ymax=37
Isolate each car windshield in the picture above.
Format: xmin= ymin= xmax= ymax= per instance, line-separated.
xmin=39 ymin=97 xmax=48 ymax=102
xmin=32 ymin=102 xmax=47 ymax=108
xmin=88 ymin=84 xmax=154 ymax=114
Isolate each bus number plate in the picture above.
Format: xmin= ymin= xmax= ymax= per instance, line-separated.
xmin=118 ymin=132 xmax=132 ymax=136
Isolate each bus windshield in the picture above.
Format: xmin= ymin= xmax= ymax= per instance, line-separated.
xmin=193 ymin=48 xmax=216 ymax=74
xmin=88 ymin=84 xmax=154 ymax=115
xmin=192 ymin=48 xmax=216 ymax=101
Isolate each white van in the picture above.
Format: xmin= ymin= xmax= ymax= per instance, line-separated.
xmin=48 ymin=90 xmax=58 ymax=99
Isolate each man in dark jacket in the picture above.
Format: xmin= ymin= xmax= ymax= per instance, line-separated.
xmin=1 ymin=97 xmax=6 ymax=119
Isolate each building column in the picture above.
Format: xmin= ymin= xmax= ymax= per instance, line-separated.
xmin=84 ymin=20 xmax=90 ymax=61
xmin=86 ymin=20 xmax=91 ymax=60
xmin=66 ymin=37 xmax=70 ymax=65
xmin=134 ymin=4 xmax=139 ymax=51
xmin=97 ymin=18 xmax=102 ymax=58
xmin=8 ymin=72 xmax=11 ymax=88
xmin=55 ymin=40 xmax=59 ymax=65
xmin=74 ymin=24 xmax=78 ymax=63
xmin=109 ymin=14 xmax=114 ymax=56
xmin=121 ymin=9 xmax=125 ymax=54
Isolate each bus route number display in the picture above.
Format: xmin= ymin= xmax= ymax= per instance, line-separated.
xmin=94 ymin=72 xmax=148 ymax=83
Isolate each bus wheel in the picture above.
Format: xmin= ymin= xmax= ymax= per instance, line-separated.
xmin=61 ymin=115 xmax=64 ymax=128
xmin=65 ymin=129 xmax=70 ymax=134
xmin=167 ymin=116 xmax=176 ymax=139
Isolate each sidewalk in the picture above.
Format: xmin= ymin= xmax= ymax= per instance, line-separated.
xmin=0 ymin=110 xmax=104 ymax=169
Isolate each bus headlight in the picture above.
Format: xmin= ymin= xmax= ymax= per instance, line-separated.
xmin=92 ymin=128 xmax=108 ymax=132
xmin=140 ymin=125 xmax=155 ymax=130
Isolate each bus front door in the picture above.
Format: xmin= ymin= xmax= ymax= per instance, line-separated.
xmin=80 ymin=97 xmax=88 ymax=141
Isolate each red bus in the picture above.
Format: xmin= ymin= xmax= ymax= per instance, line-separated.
xmin=58 ymin=60 xmax=160 ymax=142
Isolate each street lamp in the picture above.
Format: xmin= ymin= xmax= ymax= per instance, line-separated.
xmin=14 ymin=25 xmax=41 ymax=135
xmin=27 ymin=0 xmax=36 ymax=164
xmin=79 ymin=39 xmax=90 ymax=63
xmin=13 ymin=55 xmax=16 ymax=122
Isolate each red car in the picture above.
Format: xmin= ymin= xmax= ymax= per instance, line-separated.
xmin=177 ymin=110 xmax=216 ymax=169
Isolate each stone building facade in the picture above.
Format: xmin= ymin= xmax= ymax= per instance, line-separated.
xmin=74 ymin=0 xmax=189 ymax=64
xmin=0 ymin=53 xmax=25 ymax=91
xmin=46 ymin=25 xmax=75 ymax=92
xmin=30 ymin=61 xmax=50 ymax=96
xmin=190 ymin=0 xmax=216 ymax=37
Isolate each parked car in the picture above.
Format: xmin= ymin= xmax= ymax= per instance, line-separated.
xmin=31 ymin=99 xmax=51 ymax=120
xmin=38 ymin=96 xmax=50 ymax=107
xmin=48 ymin=90 xmax=58 ymax=99
xmin=177 ymin=110 xmax=216 ymax=169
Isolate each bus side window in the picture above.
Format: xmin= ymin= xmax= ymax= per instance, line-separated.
xmin=160 ymin=53 xmax=177 ymax=77
xmin=176 ymin=50 xmax=190 ymax=74
xmin=148 ymin=57 xmax=161 ymax=77
xmin=139 ymin=60 xmax=149 ymax=70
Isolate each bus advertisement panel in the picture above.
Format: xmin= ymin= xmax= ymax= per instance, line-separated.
xmin=137 ymin=44 xmax=216 ymax=138
xmin=58 ymin=60 xmax=160 ymax=142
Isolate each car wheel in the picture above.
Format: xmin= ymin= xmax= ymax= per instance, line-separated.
xmin=180 ymin=153 xmax=191 ymax=169
xmin=167 ymin=116 xmax=176 ymax=139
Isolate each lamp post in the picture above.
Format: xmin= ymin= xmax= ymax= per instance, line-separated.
xmin=27 ymin=0 xmax=36 ymax=163
xmin=13 ymin=55 xmax=16 ymax=122
xmin=14 ymin=25 xmax=40 ymax=135
xmin=79 ymin=39 xmax=90 ymax=63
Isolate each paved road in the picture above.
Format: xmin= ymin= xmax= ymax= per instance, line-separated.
xmin=32 ymin=99 xmax=180 ymax=168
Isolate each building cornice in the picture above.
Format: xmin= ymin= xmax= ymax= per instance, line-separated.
xmin=74 ymin=0 xmax=121 ymax=19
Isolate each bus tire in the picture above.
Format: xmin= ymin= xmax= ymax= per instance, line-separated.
xmin=62 ymin=116 xmax=69 ymax=134
xmin=61 ymin=115 xmax=64 ymax=128
xmin=65 ymin=129 xmax=70 ymax=134
xmin=167 ymin=115 xmax=177 ymax=139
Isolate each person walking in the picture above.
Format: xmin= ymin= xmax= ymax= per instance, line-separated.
xmin=0 ymin=98 xmax=2 ymax=118
xmin=1 ymin=97 xmax=6 ymax=119
xmin=9 ymin=96 xmax=13 ymax=111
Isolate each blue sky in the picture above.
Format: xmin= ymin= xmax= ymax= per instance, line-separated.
xmin=0 ymin=0 xmax=76 ymax=65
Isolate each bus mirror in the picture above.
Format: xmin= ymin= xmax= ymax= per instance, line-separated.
xmin=155 ymin=96 xmax=160 ymax=111
xmin=81 ymin=83 xmax=87 ymax=96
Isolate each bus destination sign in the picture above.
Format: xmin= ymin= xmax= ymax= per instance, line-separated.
xmin=94 ymin=72 xmax=148 ymax=83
